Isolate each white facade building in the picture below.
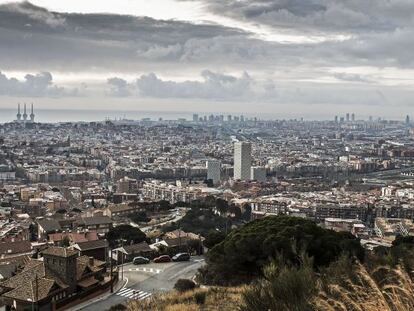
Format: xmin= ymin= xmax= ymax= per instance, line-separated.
xmin=234 ymin=142 xmax=251 ymax=180
xmin=206 ymin=160 xmax=221 ymax=185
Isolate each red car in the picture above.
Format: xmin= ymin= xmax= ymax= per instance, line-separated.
xmin=153 ymin=255 xmax=171 ymax=263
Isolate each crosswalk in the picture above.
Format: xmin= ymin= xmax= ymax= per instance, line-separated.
xmin=128 ymin=267 xmax=162 ymax=274
xmin=116 ymin=287 xmax=152 ymax=300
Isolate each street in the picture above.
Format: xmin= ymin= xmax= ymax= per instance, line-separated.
xmin=77 ymin=256 xmax=205 ymax=311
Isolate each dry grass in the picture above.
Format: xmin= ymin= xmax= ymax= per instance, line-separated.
xmin=127 ymin=262 xmax=414 ymax=311
xmin=127 ymin=287 xmax=244 ymax=311
xmin=313 ymin=262 xmax=414 ymax=311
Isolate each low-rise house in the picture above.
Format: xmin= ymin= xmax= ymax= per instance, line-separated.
xmin=48 ymin=231 xmax=98 ymax=246
xmin=37 ymin=219 xmax=62 ymax=241
xmin=74 ymin=216 xmax=113 ymax=235
xmin=72 ymin=240 xmax=109 ymax=262
xmin=0 ymin=241 xmax=33 ymax=259
xmin=0 ymin=246 xmax=108 ymax=311
xmin=113 ymin=242 xmax=153 ymax=263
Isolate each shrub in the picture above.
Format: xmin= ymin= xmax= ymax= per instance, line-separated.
xmin=202 ymin=215 xmax=364 ymax=285
xmin=194 ymin=291 xmax=206 ymax=305
xmin=174 ymin=279 xmax=196 ymax=292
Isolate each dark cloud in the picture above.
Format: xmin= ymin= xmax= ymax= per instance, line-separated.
xmin=0 ymin=1 xmax=245 ymax=71
xmin=188 ymin=0 xmax=414 ymax=33
xmin=0 ymin=71 xmax=76 ymax=97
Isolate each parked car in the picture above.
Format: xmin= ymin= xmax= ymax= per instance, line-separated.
xmin=132 ymin=256 xmax=150 ymax=265
xmin=172 ymin=253 xmax=190 ymax=262
xmin=153 ymin=255 xmax=171 ymax=263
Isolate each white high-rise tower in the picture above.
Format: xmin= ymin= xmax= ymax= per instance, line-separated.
xmin=234 ymin=142 xmax=251 ymax=180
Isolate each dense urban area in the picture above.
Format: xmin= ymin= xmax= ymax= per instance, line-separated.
xmin=2 ymin=108 xmax=414 ymax=310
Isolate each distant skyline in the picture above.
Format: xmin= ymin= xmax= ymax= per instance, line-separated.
xmin=0 ymin=0 xmax=413 ymax=117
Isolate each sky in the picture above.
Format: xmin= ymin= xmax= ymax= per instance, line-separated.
xmin=0 ymin=0 xmax=413 ymax=119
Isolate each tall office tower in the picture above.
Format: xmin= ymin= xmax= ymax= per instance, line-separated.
xmin=22 ymin=103 xmax=28 ymax=121
xmin=227 ymin=115 xmax=232 ymax=122
xmin=240 ymin=115 xmax=245 ymax=122
xmin=334 ymin=115 xmax=338 ymax=123
xmin=234 ymin=142 xmax=252 ymax=180
xmin=30 ymin=103 xmax=35 ymax=122
xmin=206 ymin=160 xmax=221 ymax=185
xmin=219 ymin=115 xmax=224 ymax=122
xmin=193 ymin=114 xmax=199 ymax=122
xmin=369 ymin=116 xmax=373 ymax=122
xmin=251 ymin=167 xmax=266 ymax=182
xmin=351 ymin=113 xmax=355 ymax=122
xmin=340 ymin=117 xmax=345 ymax=123
xmin=406 ymin=115 xmax=410 ymax=125
xmin=16 ymin=103 xmax=21 ymax=121
xmin=346 ymin=113 xmax=350 ymax=122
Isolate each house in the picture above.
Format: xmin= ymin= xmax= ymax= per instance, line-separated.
xmin=71 ymin=240 xmax=109 ymax=262
xmin=163 ymin=229 xmax=201 ymax=241
xmin=37 ymin=219 xmax=62 ymax=241
xmin=104 ymin=204 xmax=142 ymax=218
xmin=0 ymin=246 xmax=108 ymax=311
xmin=0 ymin=241 xmax=33 ymax=259
xmin=48 ymin=231 xmax=99 ymax=246
xmin=113 ymin=242 xmax=153 ymax=263
xmin=74 ymin=216 xmax=113 ymax=235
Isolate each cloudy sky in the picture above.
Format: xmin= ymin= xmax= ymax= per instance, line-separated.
xmin=0 ymin=0 xmax=413 ymax=119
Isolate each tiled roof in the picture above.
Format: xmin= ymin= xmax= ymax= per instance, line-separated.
xmin=76 ymin=216 xmax=112 ymax=226
xmin=3 ymin=277 xmax=57 ymax=302
xmin=74 ymin=240 xmax=108 ymax=251
xmin=42 ymin=247 xmax=78 ymax=258
xmin=76 ymin=256 xmax=104 ymax=281
xmin=0 ymin=241 xmax=32 ymax=255
xmin=37 ymin=219 xmax=61 ymax=232
xmin=123 ymin=242 xmax=152 ymax=254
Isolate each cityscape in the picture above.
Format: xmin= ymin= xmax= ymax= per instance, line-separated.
xmin=1 ymin=1 xmax=414 ymax=311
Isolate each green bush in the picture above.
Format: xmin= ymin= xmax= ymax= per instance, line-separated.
xmin=174 ymin=279 xmax=196 ymax=292
xmin=201 ymin=216 xmax=364 ymax=285
xmin=242 ymin=256 xmax=317 ymax=311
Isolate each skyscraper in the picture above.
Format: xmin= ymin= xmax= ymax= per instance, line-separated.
xmin=206 ymin=160 xmax=221 ymax=185
xmin=193 ymin=114 xmax=199 ymax=122
xmin=351 ymin=113 xmax=355 ymax=122
xmin=251 ymin=167 xmax=266 ymax=182
xmin=406 ymin=115 xmax=410 ymax=125
xmin=346 ymin=113 xmax=350 ymax=122
xmin=234 ymin=142 xmax=251 ymax=180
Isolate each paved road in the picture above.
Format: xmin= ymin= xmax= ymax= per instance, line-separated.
xmin=78 ymin=256 xmax=205 ymax=311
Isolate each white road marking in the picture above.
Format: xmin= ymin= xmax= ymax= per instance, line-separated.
xmin=127 ymin=267 xmax=162 ymax=274
xmin=116 ymin=288 xmax=152 ymax=301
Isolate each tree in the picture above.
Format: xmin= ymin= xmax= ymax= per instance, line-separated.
xmin=107 ymin=225 xmax=147 ymax=248
xmin=201 ymin=216 xmax=364 ymax=286
xmin=204 ymin=230 xmax=226 ymax=249
xmin=242 ymin=203 xmax=252 ymax=221
xmin=61 ymin=236 xmax=70 ymax=247
xmin=215 ymin=198 xmax=229 ymax=214
xmin=130 ymin=211 xmax=150 ymax=223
